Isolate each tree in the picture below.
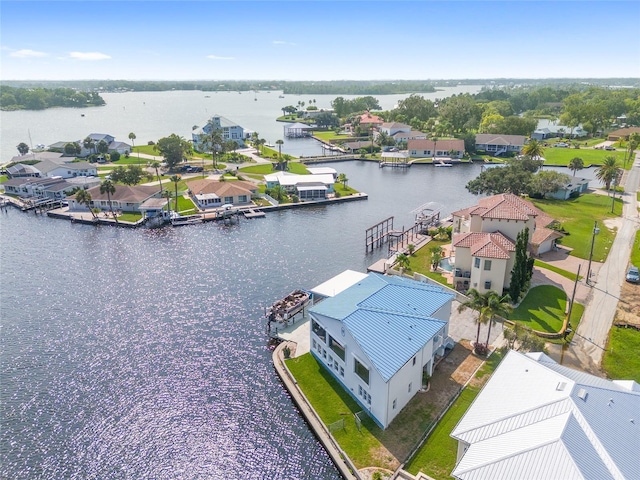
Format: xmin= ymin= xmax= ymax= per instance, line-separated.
xmin=155 ymin=134 xmax=190 ymax=170
xmin=97 ymin=140 xmax=109 ymax=156
xmin=510 ymin=227 xmax=533 ymax=301
xmin=150 ymin=160 xmax=163 ymax=193
xmin=64 ymin=142 xmax=81 ymax=156
xmin=483 ymin=291 xmax=513 ymax=346
xmin=170 ymin=175 xmax=181 ymax=212
xmin=521 ymin=139 xmax=545 ymax=160
xmin=595 ymin=155 xmax=621 ymax=190
xmin=75 ymin=188 xmax=96 ymax=219
xmin=162 ymin=190 xmax=172 ymax=213
xmin=110 ymin=165 xmax=146 ymax=185
xmin=429 ymin=245 xmax=443 ymax=271
xmin=17 ymin=142 xmax=29 ymax=156
xmin=438 ymin=94 xmax=481 ymax=132
xmin=337 ymin=173 xmax=348 ymax=189
xmin=83 ymin=137 xmax=95 ymax=157
xmin=269 ymin=184 xmax=287 ymax=202
xmin=624 ymin=132 xmax=639 ymax=168
xmin=276 ymin=139 xmax=284 ymax=159
xmin=568 ymin=157 xmax=584 ymax=178
xmin=396 ymin=253 xmax=410 ymax=271
xmin=457 ymin=289 xmax=490 ymax=347
xmin=528 ymin=170 xmax=570 ymax=198
xmin=100 ymin=179 xmax=118 ymax=224
xmin=128 ymin=132 xmax=138 ymax=163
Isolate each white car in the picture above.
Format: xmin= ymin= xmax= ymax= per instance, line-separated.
xmin=221 ymin=204 xmax=234 ymax=210
xmin=555 ymin=142 xmax=569 ymax=148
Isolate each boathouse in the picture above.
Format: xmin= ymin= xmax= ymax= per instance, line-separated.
xmin=309 ymin=272 xmax=454 ymax=429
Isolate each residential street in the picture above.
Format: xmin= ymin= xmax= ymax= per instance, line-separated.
xmin=569 ymin=151 xmax=640 ymax=371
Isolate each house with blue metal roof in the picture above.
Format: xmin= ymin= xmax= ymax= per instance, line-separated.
xmin=308 ymin=272 xmax=454 ymax=429
xmin=192 ymin=114 xmax=245 ymax=151
xmin=451 ymin=350 xmax=640 ymax=480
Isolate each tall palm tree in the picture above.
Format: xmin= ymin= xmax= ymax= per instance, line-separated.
xmin=625 ymin=132 xmax=639 ymax=168
xmin=209 ymin=130 xmax=224 ymax=169
xmin=568 ymin=157 xmax=584 ymax=178
xmin=162 ymin=189 xmax=172 ymax=213
xmin=457 ymin=288 xmax=492 ymax=347
xmin=83 ymin=137 xmax=95 ymax=158
xmin=276 ymin=139 xmax=284 ymax=159
xmin=483 ymin=291 xmax=513 ymax=346
xmin=128 ymin=132 xmax=138 ymax=164
xmin=521 ymin=139 xmax=545 ymax=160
xmin=150 ymin=160 xmax=163 ymax=193
xmin=75 ymin=188 xmax=96 ymax=219
xmin=251 ymin=131 xmax=260 ymax=149
xmin=170 ymin=175 xmax=181 ymax=213
xmin=100 ymin=179 xmax=118 ymax=224
xmin=595 ymin=155 xmax=621 ymax=191
xmin=337 ymin=173 xmax=348 ymax=189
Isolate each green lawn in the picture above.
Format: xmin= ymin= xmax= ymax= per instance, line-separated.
xmin=631 ymin=229 xmax=640 ymax=267
xmin=132 ymin=145 xmax=159 ymax=155
xmin=286 ymin=353 xmax=388 ymax=469
xmin=542 ymin=148 xmax=622 ymax=167
xmin=239 ymin=162 xmax=309 ymax=175
xmin=509 ymin=285 xmax=568 ymax=333
xmin=111 ymin=156 xmax=149 ymax=165
xmin=602 ymin=327 xmax=640 ymax=382
xmin=404 ymin=352 xmax=504 ymax=479
xmin=335 ymin=184 xmax=358 ymax=196
xmin=531 ymin=194 xmax=619 ymax=261
xmin=533 ymin=260 xmax=580 ymax=281
xmin=118 ymin=212 xmax=142 ymax=222
xmin=313 ymin=131 xmax=352 ymax=142
xmin=0 ymin=174 xmax=8 ymax=183
xmin=402 ymin=239 xmax=451 ymax=287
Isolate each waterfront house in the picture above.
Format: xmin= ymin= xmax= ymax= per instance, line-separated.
xmin=32 ymin=160 xmax=97 ymax=179
xmin=392 ymin=130 xmax=427 ymax=144
xmin=450 ymin=193 xmax=562 ymax=293
xmin=408 ymin=139 xmax=465 ymax=159
xmin=185 ymin=179 xmax=257 ymax=209
xmin=379 ymin=122 xmax=411 ymax=136
xmin=264 ymin=171 xmax=335 ymax=200
xmin=547 ymin=177 xmax=590 ymax=200
xmin=531 ymin=124 xmax=587 ymax=141
xmin=475 ymin=134 xmax=525 ymax=156
xmin=68 ymin=184 xmax=160 ymax=213
xmin=192 ymin=115 xmax=245 ymax=151
xmin=355 ymin=112 xmax=384 ymax=131
xmin=308 ymin=272 xmax=454 ymax=429
xmin=451 ymin=350 xmax=640 ymax=480
xmin=7 ymin=152 xmax=65 ymax=166
xmin=306 ymin=167 xmax=338 ymax=181
xmin=6 ymin=163 xmax=40 ymax=178
xmin=607 ymin=126 xmax=640 ymax=141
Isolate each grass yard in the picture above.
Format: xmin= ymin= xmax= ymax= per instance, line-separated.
xmin=404 ymin=352 xmax=504 ymax=479
xmin=402 ymin=239 xmax=451 ymax=286
xmin=602 ymin=326 xmax=640 ymax=383
xmin=531 ymin=194 xmax=618 ymax=261
xmin=313 ymin=131 xmax=352 ymax=142
xmin=542 ymin=148 xmax=622 ymax=167
xmin=0 ymin=175 xmax=8 ymax=183
xmin=285 ymin=353 xmax=390 ymax=470
xmin=118 ymin=212 xmax=142 ymax=222
xmin=335 ymin=184 xmax=359 ymax=196
xmin=631 ymin=230 xmax=640 ymax=267
xmin=175 ymin=195 xmax=197 ymax=214
xmin=533 ymin=260 xmax=581 ymax=281
xmin=509 ymin=285 xmax=569 ymax=333
xmin=240 ymin=162 xmax=309 ymax=175
xmin=132 ymin=145 xmax=159 ymax=156
xmin=111 ymin=156 xmax=149 ymax=165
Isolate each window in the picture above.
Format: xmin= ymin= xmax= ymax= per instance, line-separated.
xmin=412 ymin=356 xmax=416 ymax=366
xmin=474 ymin=258 xmax=481 ymax=268
xmin=312 ymin=320 xmax=326 ymax=341
xmin=408 ymin=382 xmax=412 ymax=393
xmin=322 ymin=349 xmax=327 ymax=359
xmin=392 ymin=399 xmax=397 ymax=409
xmin=312 ymin=339 xmax=316 ymax=349
xmin=484 ymin=260 xmax=492 ymax=271
xmin=329 ymin=336 xmax=345 ymax=361
xmin=340 ymin=366 xmax=344 ymax=377
xmin=238 ymin=195 xmax=247 ymax=203
xmin=354 ymin=358 xmax=370 ymax=385
xmin=224 ymin=196 xmax=233 ymax=204
xmin=484 ymin=281 xmax=492 ymax=289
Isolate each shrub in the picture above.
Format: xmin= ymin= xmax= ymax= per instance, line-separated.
xmin=110 ymin=151 xmax=121 ymax=162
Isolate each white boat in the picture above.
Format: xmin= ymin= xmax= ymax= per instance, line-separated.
xmin=278 ymin=95 xmax=285 ymax=98
xmin=434 ymin=163 xmax=453 ymax=167
xmin=266 ymin=289 xmax=310 ymax=322
xmin=171 ymin=213 xmax=203 ymax=226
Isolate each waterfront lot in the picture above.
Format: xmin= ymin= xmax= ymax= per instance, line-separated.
xmin=542 ymin=147 xmax=623 ymax=166
xmin=286 ymin=342 xmax=485 ymax=472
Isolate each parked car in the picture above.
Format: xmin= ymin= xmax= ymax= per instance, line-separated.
xmin=555 ymin=142 xmax=569 ymax=148
xmin=604 ymin=145 xmax=616 ymax=151
xmin=626 ymin=265 xmax=639 ymax=283
xmin=191 ymin=166 xmax=204 ymax=172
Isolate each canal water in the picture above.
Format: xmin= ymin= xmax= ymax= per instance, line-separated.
xmin=1 ymin=158 xmax=490 ymax=478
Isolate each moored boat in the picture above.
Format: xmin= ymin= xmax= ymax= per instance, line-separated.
xmin=266 ymin=289 xmax=310 ymax=322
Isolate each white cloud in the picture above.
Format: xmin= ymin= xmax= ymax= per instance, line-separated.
xmin=10 ymin=49 xmax=48 ymax=58
xmin=68 ymin=51 xmax=111 ymax=61
xmin=206 ymin=55 xmax=234 ymax=60
xmin=273 ymin=40 xmax=296 ymax=46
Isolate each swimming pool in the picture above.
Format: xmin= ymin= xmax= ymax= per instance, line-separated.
xmin=439 ymin=257 xmax=455 ymax=272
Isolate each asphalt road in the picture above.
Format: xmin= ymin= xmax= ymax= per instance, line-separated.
xmin=571 ymin=150 xmax=640 ymax=370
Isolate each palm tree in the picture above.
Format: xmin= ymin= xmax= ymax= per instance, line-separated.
xmin=595 ymin=155 xmax=621 ymax=191
xmin=209 ymin=130 xmax=224 ymax=169
xmin=256 ymin=138 xmax=266 ymax=155
xmin=276 ymin=139 xmax=284 ymax=159
xmin=396 ymin=253 xmax=410 ymax=271
xmin=170 ymin=175 xmax=181 ymax=212
xmin=75 ymin=188 xmax=96 ymax=219
xmin=568 ymin=157 xmax=584 ymax=178
xmin=250 ymin=131 xmax=260 ymax=150
xmin=337 ymin=173 xmax=348 ymax=189
xmin=162 ymin=189 xmax=172 ymax=213
xmin=521 ymin=139 xmax=545 ymax=160
xmin=457 ymin=289 xmax=491 ymax=347
xmin=128 ymin=132 xmax=138 ymax=164
xmin=83 ymin=137 xmax=95 ymax=158
xmin=150 ymin=160 xmax=163 ymax=194
xmin=429 ymin=245 xmax=444 ymax=271
xmin=483 ymin=292 xmax=513 ymax=346
xmin=100 ymin=179 xmax=118 ymax=224
xmin=625 ymin=132 xmax=639 ymax=168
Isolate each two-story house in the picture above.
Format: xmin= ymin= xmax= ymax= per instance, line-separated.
xmin=192 ymin=115 xmax=245 ymax=151
xmin=309 ymin=272 xmax=454 ymax=429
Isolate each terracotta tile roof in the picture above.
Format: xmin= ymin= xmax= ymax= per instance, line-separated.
xmin=453 ymin=231 xmax=515 ymax=260
xmin=531 ymin=226 xmax=563 ymax=246
xmin=357 ymin=112 xmax=383 ymax=124
xmin=85 ymin=184 xmax=159 ymax=203
xmin=466 ymin=193 xmax=540 ymax=221
xmin=475 ymin=134 xmax=526 ymax=146
xmin=186 ymin=179 xmax=256 ymax=196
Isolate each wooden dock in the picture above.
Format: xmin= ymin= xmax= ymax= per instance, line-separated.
xmin=243 ymin=208 xmax=265 ymax=219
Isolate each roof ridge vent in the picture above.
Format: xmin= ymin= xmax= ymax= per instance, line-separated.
xmin=577 ymin=388 xmax=588 ymax=401
xmin=556 ymin=381 xmax=567 ymax=391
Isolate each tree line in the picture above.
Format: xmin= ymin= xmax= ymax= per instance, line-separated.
xmin=0 ymin=86 xmax=105 ymax=110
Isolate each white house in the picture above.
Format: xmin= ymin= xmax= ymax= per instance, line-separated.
xmin=33 ymin=160 xmax=97 ymax=179
xmin=475 ymin=134 xmax=526 ymax=156
xmin=408 ymin=139 xmax=465 ymax=159
xmin=185 ymin=179 xmax=257 ymax=209
xmin=451 ymin=350 xmax=640 ymax=480
xmin=264 ymin=171 xmax=335 ymax=200
xmin=68 ymin=184 xmax=160 ymax=213
xmin=451 ymin=193 xmax=563 ymax=293
xmin=192 ymin=114 xmax=245 ymax=151
xmin=379 ymin=122 xmax=411 ymax=136
xmin=308 ymin=272 xmax=454 ymax=429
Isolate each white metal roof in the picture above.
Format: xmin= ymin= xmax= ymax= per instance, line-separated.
xmin=310 ymin=269 xmax=368 ymax=298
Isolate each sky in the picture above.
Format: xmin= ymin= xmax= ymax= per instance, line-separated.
xmin=1 ymin=1 xmax=639 ymax=81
